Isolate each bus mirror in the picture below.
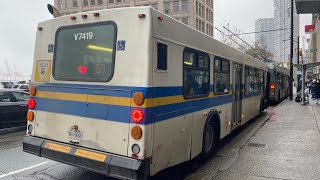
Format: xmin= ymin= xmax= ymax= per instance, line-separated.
xmin=47 ymin=4 xmax=62 ymax=18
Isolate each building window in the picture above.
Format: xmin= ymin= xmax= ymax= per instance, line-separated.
xmin=157 ymin=43 xmax=168 ymax=71
xmin=73 ymin=0 xmax=78 ymax=7
xmin=214 ymin=58 xmax=230 ymax=94
xmin=181 ymin=0 xmax=188 ymax=12
xmin=60 ymin=0 xmax=67 ymax=9
xmin=196 ymin=2 xmax=198 ymax=15
xmin=83 ymin=0 xmax=89 ymax=6
xmin=90 ymin=0 xmax=95 ymax=5
xmin=181 ymin=17 xmax=188 ymax=25
xmin=173 ymin=1 xmax=179 ymax=13
xmin=183 ymin=48 xmax=210 ymax=99
xmin=164 ymin=2 xmax=170 ymax=14
xmin=196 ymin=18 xmax=199 ymax=30
xmin=116 ymin=0 xmax=121 ymax=3
xmin=245 ymin=66 xmax=253 ymax=96
xmin=98 ymin=0 xmax=103 ymax=4
xmin=201 ymin=5 xmax=204 ymax=17
xmin=109 ymin=0 xmax=114 ymax=3
xmin=151 ymin=3 xmax=158 ymax=9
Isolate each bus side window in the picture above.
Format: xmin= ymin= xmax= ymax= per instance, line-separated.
xmin=214 ymin=58 xmax=230 ymax=94
xmin=183 ymin=48 xmax=210 ymax=99
xmin=245 ymin=66 xmax=253 ymax=96
xmin=157 ymin=42 xmax=168 ymax=71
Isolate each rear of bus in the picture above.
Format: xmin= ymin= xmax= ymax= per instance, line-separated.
xmin=23 ymin=7 xmax=153 ymax=179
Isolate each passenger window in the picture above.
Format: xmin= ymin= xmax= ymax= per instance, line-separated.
xmin=183 ymin=49 xmax=210 ymax=99
xmin=253 ymin=69 xmax=259 ymax=94
xmin=260 ymin=70 xmax=265 ymax=93
xmin=12 ymin=92 xmax=29 ymax=101
xmin=245 ymin=66 xmax=253 ymax=96
xmin=214 ymin=58 xmax=230 ymax=94
xmin=0 ymin=92 xmax=16 ymax=102
xmin=157 ymin=43 xmax=168 ymax=71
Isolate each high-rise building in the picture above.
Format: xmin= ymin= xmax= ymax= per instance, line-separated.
xmin=54 ymin=0 xmax=214 ymax=37
xmin=255 ymin=18 xmax=275 ymax=60
xmin=274 ymin=0 xmax=300 ymax=63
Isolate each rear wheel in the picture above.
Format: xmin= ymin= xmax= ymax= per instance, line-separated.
xmin=201 ymin=118 xmax=218 ymax=160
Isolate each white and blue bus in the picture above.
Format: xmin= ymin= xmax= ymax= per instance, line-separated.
xmin=23 ymin=6 xmax=268 ymax=180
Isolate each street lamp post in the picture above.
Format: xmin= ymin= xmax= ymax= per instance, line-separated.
xmin=289 ymin=0 xmax=294 ymax=100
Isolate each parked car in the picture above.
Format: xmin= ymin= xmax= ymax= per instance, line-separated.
xmin=11 ymin=84 xmax=29 ymax=92
xmin=0 ymin=82 xmax=14 ymax=89
xmin=0 ymin=90 xmax=29 ymax=129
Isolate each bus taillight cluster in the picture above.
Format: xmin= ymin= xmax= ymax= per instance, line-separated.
xmin=27 ymin=86 xmax=37 ymax=134
xmin=130 ymin=92 xmax=145 ymax=158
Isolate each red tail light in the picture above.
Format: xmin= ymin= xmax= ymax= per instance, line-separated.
xmin=270 ymin=83 xmax=275 ymax=91
xmin=82 ymin=14 xmax=88 ymax=18
xmin=28 ymin=99 xmax=36 ymax=109
xmin=70 ymin=16 xmax=76 ymax=20
xmin=93 ymin=13 xmax=100 ymax=17
xmin=138 ymin=14 xmax=146 ymax=18
xmin=78 ymin=65 xmax=87 ymax=74
xmin=131 ymin=108 xmax=144 ymax=123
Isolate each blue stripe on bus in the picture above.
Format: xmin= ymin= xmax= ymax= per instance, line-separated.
xmin=33 ymin=94 xmax=234 ymax=125
xmin=38 ymin=83 xmax=216 ymax=98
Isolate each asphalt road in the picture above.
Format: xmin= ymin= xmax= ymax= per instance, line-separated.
xmin=0 ymin=105 xmax=276 ymax=180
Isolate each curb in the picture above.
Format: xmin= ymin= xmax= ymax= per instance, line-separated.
xmin=0 ymin=126 xmax=26 ymax=135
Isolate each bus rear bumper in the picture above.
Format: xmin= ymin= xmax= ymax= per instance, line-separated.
xmin=23 ymin=136 xmax=147 ymax=180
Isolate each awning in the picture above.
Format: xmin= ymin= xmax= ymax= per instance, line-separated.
xmin=295 ymin=0 xmax=320 ymax=14
xmin=294 ymin=62 xmax=320 ymax=69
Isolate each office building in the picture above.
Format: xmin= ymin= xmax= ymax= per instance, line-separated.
xmin=274 ymin=0 xmax=300 ymax=63
xmin=54 ymin=0 xmax=214 ymax=36
xmin=255 ymin=18 xmax=275 ymax=60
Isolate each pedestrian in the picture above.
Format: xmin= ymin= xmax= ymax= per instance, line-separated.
xmin=311 ymin=79 xmax=317 ymax=100
xmin=308 ymin=80 xmax=312 ymax=94
xmin=315 ymin=79 xmax=320 ymax=104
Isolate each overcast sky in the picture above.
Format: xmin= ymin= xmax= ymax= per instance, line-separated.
xmin=0 ymin=0 xmax=312 ymax=76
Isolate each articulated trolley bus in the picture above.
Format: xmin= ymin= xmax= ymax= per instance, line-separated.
xmin=23 ymin=7 xmax=268 ymax=180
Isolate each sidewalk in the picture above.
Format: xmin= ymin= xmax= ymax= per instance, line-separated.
xmin=213 ymin=98 xmax=320 ymax=179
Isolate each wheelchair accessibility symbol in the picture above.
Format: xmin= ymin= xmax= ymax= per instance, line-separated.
xmin=117 ymin=40 xmax=126 ymax=51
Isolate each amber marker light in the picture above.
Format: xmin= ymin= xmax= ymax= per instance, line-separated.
xmin=133 ymin=92 xmax=145 ymax=106
xmin=27 ymin=111 xmax=34 ymax=121
xmin=29 ymin=86 xmax=37 ymax=96
xmin=131 ymin=126 xmax=143 ymax=140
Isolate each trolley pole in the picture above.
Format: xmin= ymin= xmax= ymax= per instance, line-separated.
xmin=289 ymin=0 xmax=294 ymax=100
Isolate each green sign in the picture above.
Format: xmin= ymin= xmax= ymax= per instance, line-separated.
xmin=308 ymin=49 xmax=317 ymax=52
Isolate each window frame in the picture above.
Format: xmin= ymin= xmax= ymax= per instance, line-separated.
xmin=213 ymin=57 xmax=230 ymax=95
xmin=52 ymin=21 xmax=118 ymax=82
xmin=245 ymin=66 xmax=254 ymax=96
xmin=156 ymin=41 xmax=168 ymax=72
xmin=182 ymin=48 xmax=210 ymax=100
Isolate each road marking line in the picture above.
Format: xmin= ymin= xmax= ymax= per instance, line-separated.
xmin=0 ymin=161 xmax=49 ymax=179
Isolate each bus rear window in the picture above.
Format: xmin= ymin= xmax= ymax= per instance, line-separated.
xmin=53 ymin=22 xmax=117 ymax=82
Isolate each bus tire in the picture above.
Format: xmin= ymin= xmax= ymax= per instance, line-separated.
xmin=200 ymin=117 xmax=219 ymax=161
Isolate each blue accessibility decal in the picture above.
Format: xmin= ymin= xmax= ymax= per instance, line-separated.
xmin=117 ymin=40 xmax=126 ymax=51
xmin=48 ymin=44 xmax=54 ymax=53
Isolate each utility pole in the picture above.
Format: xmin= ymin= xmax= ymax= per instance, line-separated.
xmin=289 ymin=0 xmax=294 ymax=100
xmin=297 ymin=36 xmax=300 ymax=93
